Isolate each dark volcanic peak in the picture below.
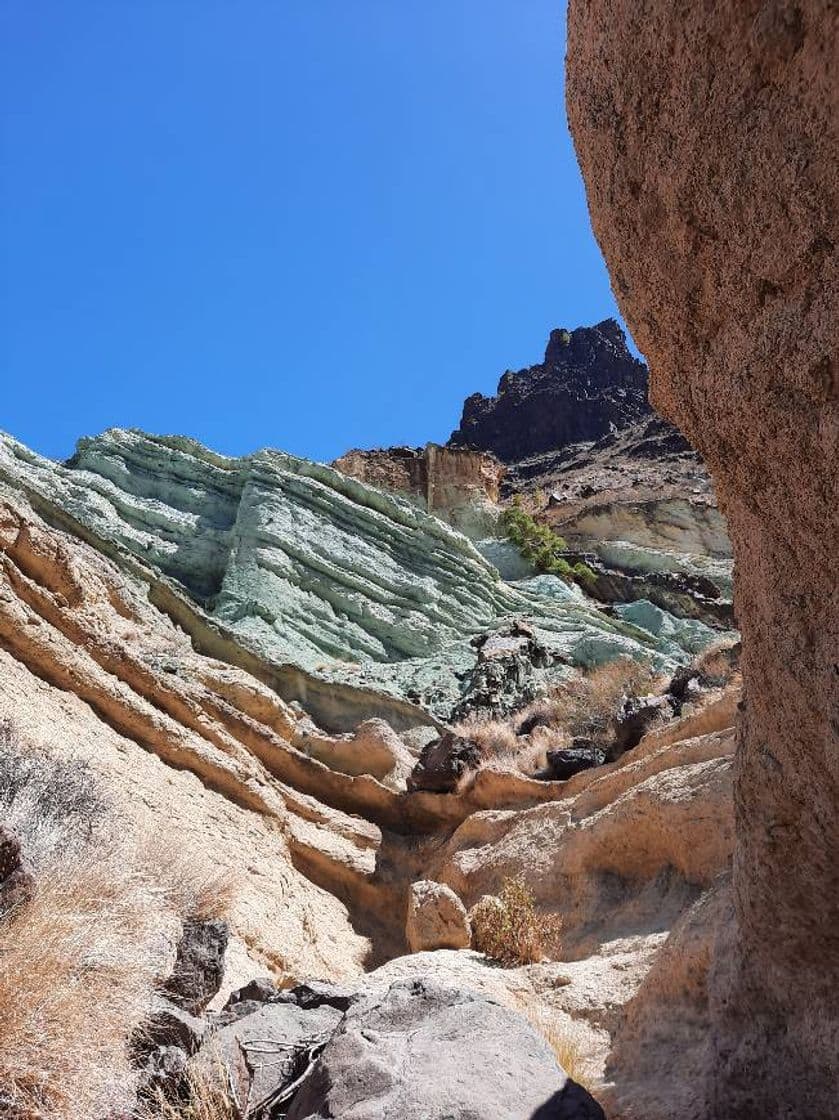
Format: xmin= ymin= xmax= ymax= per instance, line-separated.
xmin=449 ymin=318 xmax=652 ymax=463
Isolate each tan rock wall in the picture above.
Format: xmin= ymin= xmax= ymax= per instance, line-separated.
xmin=566 ymin=2 xmax=839 ymax=1114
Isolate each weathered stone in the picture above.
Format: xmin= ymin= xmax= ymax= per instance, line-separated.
xmin=407 ymin=732 xmax=482 ymax=794
xmin=567 ymin=1 xmax=839 ymax=1112
xmin=278 ymin=980 xmax=357 ymax=1013
xmin=0 ymin=430 xmax=723 ymax=726
xmin=610 ymin=694 xmax=673 ymax=758
xmin=449 ymin=319 xmax=652 ymax=463
xmin=451 ymin=621 xmax=555 ymax=722
xmin=136 ymin=1044 xmax=188 ymax=1103
xmin=164 ymin=918 xmax=229 ymax=1016
xmin=333 ymin=442 xmax=504 ymax=539
xmin=224 ymin=976 xmax=278 ymax=1008
xmin=537 ymin=744 xmax=607 ymax=782
xmin=136 ymin=996 xmax=207 ymax=1057
xmin=405 ymin=880 xmax=471 ymax=952
xmin=205 ymin=1000 xmax=343 ymax=1114
xmin=285 ymin=979 xmax=604 ymax=1119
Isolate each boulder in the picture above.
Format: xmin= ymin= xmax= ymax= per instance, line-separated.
xmin=206 ymin=1000 xmax=343 ymax=1115
xmin=136 ymin=1044 xmax=188 ymax=1103
xmin=286 ymin=978 xmax=605 ymax=1119
xmin=610 ymin=694 xmax=672 ymax=757
xmin=136 ymin=995 xmax=207 ymax=1056
xmin=407 ymin=732 xmax=482 ymax=794
xmin=451 ymin=622 xmax=555 ymax=722
xmin=164 ymin=917 xmax=229 ymax=1016
xmin=537 ymin=743 xmax=607 ymax=782
xmin=405 ymin=880 xmax=471 ymax=952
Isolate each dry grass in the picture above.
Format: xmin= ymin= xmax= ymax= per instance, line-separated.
xmin=522 ymin=658 xmax=653 ymax=742
xmin=692 ymin=638 xmax=739 ymax=687
xmin=523 ymin=1006 xmax=598 ymax=1090
xmin=0 ymin=843 xmax=168 ymax=1119
xmin=0 ymin=725 xmax=237 ymax=1120
xmin=470 ymin=876 xmax=562 ymax=966
xmin=452 ymin=659 xmax=654 ymax=778
xmin=138 ymin=829 xmax=237 ymax=923
xmin=141 ymin=1055 xmax=242 ymax=1120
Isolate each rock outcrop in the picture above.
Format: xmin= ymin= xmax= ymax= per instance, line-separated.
xmin=567 ymin=2 xmax=839 ymax=1115
xmin=0 ymin=430 xmax=714 ymax=724
xmin=449 ymin=319 xmax=653 ymax=463
xmin=333 ymin=442 xmax=504 ymax=538
xmin=285 ymin=979 xmax=602 ymax=1120
xmin=405 ymin=880 xmax=471 ymax=953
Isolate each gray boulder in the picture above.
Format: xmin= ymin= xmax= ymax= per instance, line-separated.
xmin=207 ymin=1000 xmax=342 ymax=1115
xmin=286 ymin=978 xmax=605 ymax=1119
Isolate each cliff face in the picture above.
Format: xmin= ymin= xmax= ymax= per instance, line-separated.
xmin=332 ymin=443 xmax=504 ymax=537
xmin=567 ymin=2 xmax=839 ymax=1116
xmin=449 ymin=319 xmax=656 ymax=462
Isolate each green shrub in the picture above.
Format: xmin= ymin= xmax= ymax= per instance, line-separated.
xmin=501 ymin=502 xmax=594 ymax=588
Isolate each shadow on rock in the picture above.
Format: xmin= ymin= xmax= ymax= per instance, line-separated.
xmin=529 ymin=1079 xmax=606 ymax=1119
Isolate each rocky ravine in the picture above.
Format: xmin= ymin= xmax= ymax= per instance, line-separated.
xmin=568 ymin=1 xmax=838 ymax=1116
xmin=0 ymin=420 xmax=740 ymax=1116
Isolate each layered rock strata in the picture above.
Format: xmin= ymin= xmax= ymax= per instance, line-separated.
xmin=0 ymin=430 xmax=712 ymax=723
xmin=567 ymin=2 xmax=839 ymax=1114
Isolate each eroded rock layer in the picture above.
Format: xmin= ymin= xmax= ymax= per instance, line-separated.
xmin=567 ymin=2 xmax=839 ymax=1114
xmin=0 ymin=430 xmax=716 ymax=724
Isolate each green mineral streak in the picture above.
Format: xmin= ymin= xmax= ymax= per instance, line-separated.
xmin=0 ymin=428 xmax=727 ymax=719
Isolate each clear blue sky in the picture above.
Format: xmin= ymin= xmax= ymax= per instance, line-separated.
xmin=1 ymin=1 xmax=622 ymax=463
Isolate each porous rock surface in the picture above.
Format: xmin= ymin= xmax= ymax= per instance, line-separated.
xmin=285 ymin=978 xmax=599 ymax=1120
xmin=567 ymin=1 xmax=839 ymax=1114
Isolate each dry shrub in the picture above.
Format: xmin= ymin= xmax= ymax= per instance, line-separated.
xmin=450 ymin=714 xmax=518 ymax=760
xmin=692 ymin=638 xmax=739 ymax=686
xmin=523 ymin=1006 xmax=597 ymax=1090
xmin=470 ymin=876 xmax=562 ymax=966
xmin=141 ymin=1055 xmax=241 ymax=1120
xmin=138 ymin=829 xmax=237 ymax=922
xmin=0 ymin=726 xmax=237 ymax=1120
xmin=0 ymin=843 xmax=169 ymax=1120
xmin=530 ymin=658 xmax=652 ymax=742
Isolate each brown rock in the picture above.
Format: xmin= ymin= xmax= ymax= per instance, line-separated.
xmin=0 ymin=825 xmax=34 ymax=915
xmin=405 ymin=880 xmax=471 ymax=953
xmin=567 ymin=2 xmax=839 ymax=1114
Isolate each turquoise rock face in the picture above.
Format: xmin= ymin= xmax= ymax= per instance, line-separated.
xmin=0 ymin=429 xmax=730 ymax=720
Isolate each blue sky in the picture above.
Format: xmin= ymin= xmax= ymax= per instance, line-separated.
xmin=1 ymin=1 xmax=621 ymax=463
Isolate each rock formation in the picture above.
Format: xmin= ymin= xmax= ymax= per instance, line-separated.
xmin=567 ymin=2 xmax=839 ymax=1114
xmin=0 ymin=421 xmax=745 ymax=1115
xmin=0 ymin=429 xmax=713 ymax=724
xmin=333 ymin=442 xmax=504 ymax=537
xmin=449 ymin=319 xmax=655 ymax=462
